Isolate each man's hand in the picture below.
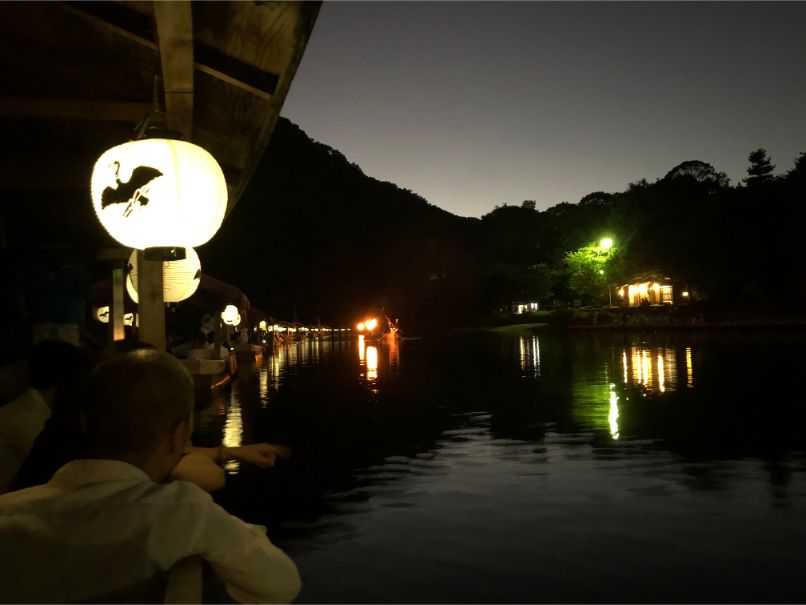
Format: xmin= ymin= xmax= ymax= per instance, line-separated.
xmin=225 ymin=443 xmax=292 ymax=468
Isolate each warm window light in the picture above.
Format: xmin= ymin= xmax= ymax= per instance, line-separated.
xmin=618 ymin=288 xmax=625 ymax=297
xmin=365 ymin=318 xmax=378 ymax=330
xmin=599 ymin=237 xmax=614 ymax=250
xmin=259 ymin=320 xmax=267 ymax=331
xmin=91 ymin=139 xmax=227 ymax=251
xmin=652 ymin=282 xmax=661 ymax=292
xmin=126 ymin=247 xmax=201 ymax=303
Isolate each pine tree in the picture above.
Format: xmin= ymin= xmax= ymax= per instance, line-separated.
xmin=743 ymin=148 xmax=775 ymax=185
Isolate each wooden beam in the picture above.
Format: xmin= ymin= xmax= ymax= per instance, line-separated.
xmin=136 ymin=250 xmax=165 ymax=351
xmin=153 ymin=1 xmax=194 ymax=137
xmin=0 ymin=156 xmax=91 ymax=189
xmin=111 ymin=265 xmax=126 ymax=342
xmin=0 ymin=97 xmax=151 ymax=122
xmin=62 ymin=2 xmax=274 ymax=101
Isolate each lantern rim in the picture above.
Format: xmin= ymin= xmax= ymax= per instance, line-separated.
xmin=144 ymin=246 xmax=187 ymax=261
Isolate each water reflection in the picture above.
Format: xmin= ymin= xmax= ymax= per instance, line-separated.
xmin=608 ymin=383 xmax=620 ymax=439
xmin=686 ymin=347 xmax=694 ymax=387
xmin=366 ymin=345 xmax=378 ymax=381
xmin=356 ymin=336 xmax=395 ymax=384
xmin=559 ymin=338 xmax=698 ymax=436
xmin=200 ymin=331 xmax=806 ymax=604
xmin=259 ymin=368 xmax=269 ymax=406
xmin=387 ymin=336 xmax=399 ymax=368
xmin=619 ymin=344 xmax=693 ymax=394
xmin=519 ymin=334 xmax=541 ymax=377
xmin=222 ymin=384 xmax=243 ymax=473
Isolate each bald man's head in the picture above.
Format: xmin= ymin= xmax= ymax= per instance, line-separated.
xmin=82 ymin=350 xmax=194 ymax=460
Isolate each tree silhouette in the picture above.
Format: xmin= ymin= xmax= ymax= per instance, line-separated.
xmin=789 ymin=152 xmax=806 ymax=177
xmin=663 ymin=160 xmax=730 ymax=188
xmin=743 ymin=148 xmax=775 ymax=185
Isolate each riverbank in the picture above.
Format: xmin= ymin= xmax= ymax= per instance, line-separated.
xmin=462 ymin=306 xmax=806 ymax=334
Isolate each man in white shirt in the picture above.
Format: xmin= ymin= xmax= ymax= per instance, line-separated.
xmin=0 ymin=349 xmax=301 ymax=603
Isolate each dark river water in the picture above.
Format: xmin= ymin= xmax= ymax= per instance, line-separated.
xmin=195 ymin=330 xmax=806 ymax=603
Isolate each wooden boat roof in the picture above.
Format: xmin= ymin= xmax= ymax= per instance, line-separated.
xmin=0 ymin=1 xmax=320 ymax=232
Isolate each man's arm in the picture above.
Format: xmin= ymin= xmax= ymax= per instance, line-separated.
xmin=205 ymin=515 xmax=301 ymax=604
xmin=171 ymin=486 xmax=301 ymax=603
xmin=171 ymin=452 xmax=226 ymax=492
xmin=186 ymin=443 xmax=292 ymax=469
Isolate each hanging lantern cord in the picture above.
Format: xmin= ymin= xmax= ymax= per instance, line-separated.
xmin=131 ymin=76 xmax=184 ymax=142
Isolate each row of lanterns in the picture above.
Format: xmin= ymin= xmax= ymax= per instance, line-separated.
xmin=94 ymin=303 xmax=242 ymax=329
xmin=90 ymin=133 xmax=227 ymax=337
xmin=90 ymin=136 xmax=361 ymax=337
xmin=95 ymin=307 xmax=137 ymax=326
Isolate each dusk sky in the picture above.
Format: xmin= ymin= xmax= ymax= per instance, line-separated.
xmin=283 ymin=2 xmax=806 ymax=218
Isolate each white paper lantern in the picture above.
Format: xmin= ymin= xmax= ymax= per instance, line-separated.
xmin=127 ymin=247 xmax=201 ymax=303
xmin=94 ymin=306 xmax=136 ymax=326
xmin=95 ymin=306 xmax=111 ymax=323
xmin=221 ymin=304 xmax=240 ymax=326
xmin=91 ymin=139 xmax=227 ymax=250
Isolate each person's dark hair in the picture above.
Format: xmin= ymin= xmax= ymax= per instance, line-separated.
xmin=0 ymin=299 xmax=32 ymax=367
xmin=82 ymin=349 xmax=194 ymax=459
xmin=97 ymin=339 xmax=156 ymax=363
xmin=29 ymin=340 xmax=93 ymax=392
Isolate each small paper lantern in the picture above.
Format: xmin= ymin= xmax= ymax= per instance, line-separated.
xmin=94 ymin=307 xmax=136 ymax=326
xmin=127 ymin=247 xmax=201 ymax=303
xmin=91 ymin=139 xmax=227 ymax=250
xmin=95 ymin=306 xmax=111 ymax=323
xmin=221 ymin=305 xmax=240 ymax=326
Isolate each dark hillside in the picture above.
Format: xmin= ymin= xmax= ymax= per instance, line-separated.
xmin=201 ymin=118 xmax=480 ymax=330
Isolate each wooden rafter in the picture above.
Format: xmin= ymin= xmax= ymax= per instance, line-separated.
xmin=153 ymin=1 xmax=194 ymax=137
xmin=61 ymin=2 xmax=276 ymax=101
xmin=0 ymin=97 xmax=151 ymax=122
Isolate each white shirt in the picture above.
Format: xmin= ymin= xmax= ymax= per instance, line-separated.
xmin=0 ymin=459 xmax=301 ymax=603
xmin=0 ymin=388 xmax=50 ymax=493
xmin=187 ymin=346 xmax=213 ymax=361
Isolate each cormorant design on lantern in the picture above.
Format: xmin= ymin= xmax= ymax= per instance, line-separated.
xmin=91 ymin=138 xmax=227 ymax=255
xmin=100 ymin=161 xmax=164 ymax=218
xmin=94 ymin=306 xmax=137 ymax=327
